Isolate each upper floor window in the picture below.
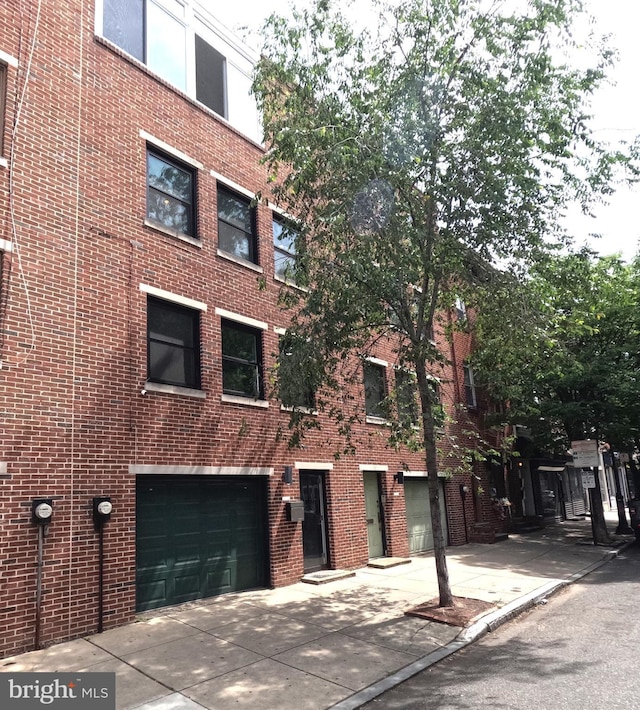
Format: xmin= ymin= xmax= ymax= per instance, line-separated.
xmin=99 ymin=0 xmax=261 ymax=142
xmin=395 ymin=369 xmax=418 ymax=426
xmin=278 ymin=334 xmax=315 ymax=410
xmin=217 ymin=187 xmax=257 ymax=264
xmin=146 ymin=148 xmax=196 ymax=238
xmin=147 ymin=296 xmax=201 ymax=389
xmin=273 ymin=216 xmax=298 ymax=283
xmin=463 ymin=365 xmax=477 ymax=409
xmin=221 ymin=320 xmax=263 ymax=398
xmin=455 ymin=297 xmax=467 ymax=322
xmin=364 ymin=361 xmax=387 ymax=419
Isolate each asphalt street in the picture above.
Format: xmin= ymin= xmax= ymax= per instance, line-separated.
xmin=363 ymin=541 xmax=640 ymax=710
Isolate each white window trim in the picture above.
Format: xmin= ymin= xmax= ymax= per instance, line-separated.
xmin=140 ymin=284 xmax=207 ymax=311
xmin=403 ymin=470 xmax=448 ymax=478
xmin=366 ymin=415 xmax=390 ymax=426
xmin=273 ymin=326 xmax=287 ymax=335
xmin=0 ymin=239 xmax=12 ymax=252
xmin=215 ymin=307 xmax=267 ymax=331
xmin=359 ymin=464 xmax=389 ymax=472
xmin=0 ymin=50 xmax=18 ymax=68
xmin=144 ymin=219 xmax=203 ymax=247
xmin=294 ymin=461 xmax=334 ymax=471
xmin=211 ymin=170 xmax=255 ymax=201
xmin=129 ymin=464 xmax=273 ymax=476
xmin=280 ymin=404 xmax=318 ymax=416
xmin=141 ymin=130 xmax=203 ymax=170
xmin=365 ymin=356 xmax=388 ymax=368
xmin=221 ymin=393 xmax=269 ymax=408
xmin=144 ymin=381 xmax=206 ymax=399
xmin=216 ymin=249 xmax=264 ymax=273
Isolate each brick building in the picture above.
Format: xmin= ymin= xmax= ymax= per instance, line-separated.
xmin=0 ymin=0 xmax=503 ymax=658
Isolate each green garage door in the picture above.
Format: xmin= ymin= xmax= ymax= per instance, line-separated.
xmin=136 ymin=476 xmax=268 ymax=611
xmin=405 ymin=478 xmax=448 ymax=553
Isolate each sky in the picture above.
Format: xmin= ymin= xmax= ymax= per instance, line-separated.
xmin=211 ymin=0 xmax=640 ymax=262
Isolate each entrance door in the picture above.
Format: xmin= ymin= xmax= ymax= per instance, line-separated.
xmin=405 ymin=478 xmax=448 ymax=553
xmin=363 ymin=472 xmax=385 ymax=558
xmin=300 ymin=471 xmax=328 ymax=572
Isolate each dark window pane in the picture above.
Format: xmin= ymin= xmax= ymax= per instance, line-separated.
xmin=217 ymin=188 xmax=255 ymax=262
xmin=274 ymin=252 xmax=296 ymax=280
xmin=218 ymin=222 xmax=250 ymax=260
xmin=149 ymin=302 xmax=195 ymax=348
xmin=103 ymin=0 xmax=144 ymax=61
xmin=149 ymin=341 xmax=195 ymax=386
xmin=222 ymin=360 xmax=259 ymax=397
xmin=221 ymin=322 xmax=262 ymax=398
xmin=195 ymin=34 xmax=226 ymax=117
xmin=222 ymin=326 xmax=257 ymax=361
xmin=146 ymin=151 xmax=194 ymax=237
xmin=272 ymin=219 xmax=297 ymax=253
xmin=147 ymin=154 xmax=192 ymax=202
xmin=218 ymin=190 xmax=251 ymax=231
xmin=396 ymin=370 xmax=417 ymax=425
xmin=147 ymin=299 xmax=200 ymax=388
xmin=147 ymin=189 xmax=191 ymax=234
xmin=364 ymin=362 xmax=386 ymax=417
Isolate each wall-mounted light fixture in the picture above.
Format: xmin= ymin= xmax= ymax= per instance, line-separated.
xmin=393 ymin=471 xmax=405 ymax=485
xmin=283 ymin=466 xmax=293 ymax=485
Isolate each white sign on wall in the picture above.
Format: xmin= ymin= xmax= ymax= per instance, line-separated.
xmin=581 ymin=471 xmax=596 ymax=488
xmin=571 ymin=440 xmax=600 ymax=468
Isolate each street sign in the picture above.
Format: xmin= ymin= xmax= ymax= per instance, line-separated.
xmin=581 ymin=471 xmax=596 ymax=488
xmin=571 ymin=439 xmax=599 ymax=468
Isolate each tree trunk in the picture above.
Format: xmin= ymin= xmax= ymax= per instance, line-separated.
xmin=610 ymin=456 xmax=632 ymax=535
xmin=416 ymin=363 xmax=454 ymax=607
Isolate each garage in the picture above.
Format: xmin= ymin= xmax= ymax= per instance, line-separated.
xmin=136 ymin=476 xmax=268 ymax=611
xmin=405 ymin=478 xmax=448 ymax=553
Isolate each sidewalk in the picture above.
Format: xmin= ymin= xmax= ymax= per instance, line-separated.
xmin=1 ymin=513 xmax=633 ymax=710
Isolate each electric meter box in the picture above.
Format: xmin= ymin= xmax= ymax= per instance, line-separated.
xmin=286 ymin=500 xmax=305 ymax=522
xmin=32 ymin=499 xmax=53 ymax=525
xmin=93 ymin=496 xmax=113 ymax=526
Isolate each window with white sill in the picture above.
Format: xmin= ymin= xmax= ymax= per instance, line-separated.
xmin=98 ymin=0 xmax=261 ymax=142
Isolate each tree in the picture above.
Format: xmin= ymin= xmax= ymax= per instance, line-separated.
xmin=254 ymin=0 xmax=627 ymax=606
xmin=473 ymin=249 xmax=640 ymax=541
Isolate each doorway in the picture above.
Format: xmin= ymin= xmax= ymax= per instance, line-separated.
xmin=300 ymin=471 xmax=329 ymax=572
xmin=363 ymin=472 xmax=385 ymax=558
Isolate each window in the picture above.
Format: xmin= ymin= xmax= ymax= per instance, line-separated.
xmin=222 ymin=320 xmax=263 ymax=398
xmin=0 ymin=63 xmax=7 ymax=155
xmin=278 ymin=334 xmax=315 ymax=410
xmin=100 ymin=1 xmax=260 ymax=141
xmin=463 ymin=365 xmax=477 ymax=408
xmin=146 ymin=148 xmax=195 ymax=238
xmin=217 ymin=187 xmax=257 ymax=263
xmin=273 ymin=216 xmax=298 ymax=282
xmin=364 ymin=361 xmax=387 ymax=418
xmin=396 ymin=369 xmax=418 ymax=426
xmin=147 ymin=297 xmax=201 ymax=388
xmin=455 ymin=297 xmax=467 ymax=322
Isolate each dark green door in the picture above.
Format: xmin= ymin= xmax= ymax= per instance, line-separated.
xmin=136 ymin=476 xmax=268 ymax=611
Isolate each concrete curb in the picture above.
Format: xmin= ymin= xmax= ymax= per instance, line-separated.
xmin=330 ymin=540 xmax=635 ymax=710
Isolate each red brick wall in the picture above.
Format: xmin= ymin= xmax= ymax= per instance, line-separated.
xmin=0 ymin=0 xmax=495 ymax=658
